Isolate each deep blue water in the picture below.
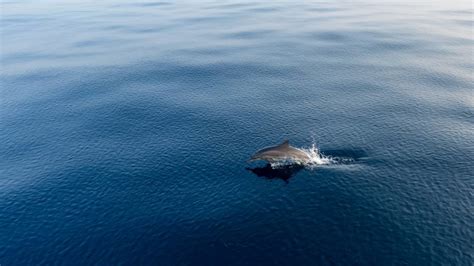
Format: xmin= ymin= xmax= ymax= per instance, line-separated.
xmin=1 ymin=0 xmax=473 ymax=265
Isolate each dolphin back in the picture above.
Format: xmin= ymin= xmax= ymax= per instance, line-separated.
xmin=250 ymin=140 xmax=311 ymax=163
xmin=255 ymin=140 xmax=290 ymax=154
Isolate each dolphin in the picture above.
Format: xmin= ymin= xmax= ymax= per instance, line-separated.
xmin=248 ymin=140 xmax=311 ymax=164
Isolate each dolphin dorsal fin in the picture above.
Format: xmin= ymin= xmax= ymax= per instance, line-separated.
xmin=279 ymin=139 xmax=290 ymax=147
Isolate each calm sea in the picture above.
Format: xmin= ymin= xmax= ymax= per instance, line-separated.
xmin=1 ymin=0 xmax=473 ymax=265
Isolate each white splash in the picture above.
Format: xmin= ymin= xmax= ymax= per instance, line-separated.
xmin=299 ymin=143 xmax=335 ymax=168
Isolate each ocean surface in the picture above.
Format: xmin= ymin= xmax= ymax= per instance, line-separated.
xmin=1 ymin=0 xmax=473 ymax=265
